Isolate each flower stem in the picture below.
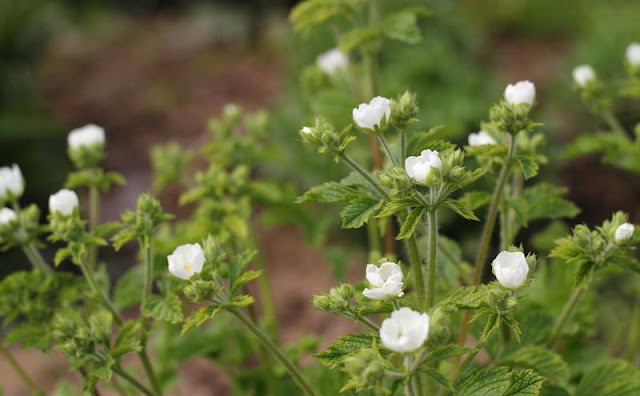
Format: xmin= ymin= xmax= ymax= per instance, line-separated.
xmin=248 ymin=229 xmax=279 ymax=339
xmin=78 ymin=256 xmax=124 ymax=325
xmin=88 ymin=183 xmax=100 ymax=269
xmin=378 ymin=134 xmax=398 ymax=166
xmin=400 ymin=127 xmax=406 ymax=164
xmin=353 ymin=312 xmax=380 ymax=331
xmin=21 ymin=244 xmax=52 ymax=275
xmin=113 ymin=365 xmax=158 ymax=396
xmin=547 ymin=288 xmax=586 ymax=348
xmin=228 ymin=307 xmax=318 ymax=396
xmin=425 ymin=210 xmax=438 ymax=309
xmin=407 ymin=233 xmax=426 ymax=312
xmin=0 ymin=343 xmax=41 ymax=394
xmin=602 ymin=109 xmax=628 ymax=139
xmin=340 ymin=153 xmax=390 ymax=200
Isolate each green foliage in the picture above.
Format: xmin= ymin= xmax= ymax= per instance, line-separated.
xmin=112 ymin=194 xmax=173 ymax=250
xmin=142 ymin=293 xmax=183 ymax=324
xmin=315 ymin=333 xmax=383 ymax=368
xmin=574 ymin=360 xmax=640 ymax=396
xmin=456 ymin=367 xmax=545 ymax=396
xmin=181 ymin=305 xmax=222 ymax=335
xmin=498 ymin=346 xmax=569 ymax=385
xmin=340 ymin=197 xmax=383 ymax=229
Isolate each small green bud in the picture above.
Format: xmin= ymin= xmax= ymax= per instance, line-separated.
xmin=343 ymin=348 xmax=386 ymax=391
xmin=390 ymin=91 xmax=419 ymax=129
xmin=183 ymin=280 xmax=220 ymax=302
xmin=378 ymin=167 xmax=412 ymax=196
xmin=312 ymin=294 xmax=332 ymax=312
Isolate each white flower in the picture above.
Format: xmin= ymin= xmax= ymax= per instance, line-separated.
xmin=362 ymin=261 xmax=404 ymax=300
xmin=316 ymin=48 xmax=349 ymax=74
xmin=626 ymin=43 xmax=640 ymax=66
xmin=352 ymin=96 xmax=391 ymax=130
xmin=404 ymin=150 xmax=442 ymax=183
xmin=0 ymin=208 xmax=17 ymax=225
xmin=67 ymin=124 xmax=105 ymax=150
xmin=504 ymin=80 xmax=536 ymax=105
xmin=48 ymin=189 xmax=79 ymax=216
xmin=380 ymin=307 xmax=429 ymax=353
xmin=300 ymin=126 xmax=312 ymax=134
xmin=491 ymin=251 xmax=529 ymax=289
xmin=0 ymin=164 xmax=24 ymax=201
xmin=168 ymin=243 xmax=205 ymax=280
xmin=468 ymin=130 xmax=496 ymax=146
xmin=615 ymin=223 xmax=634 ymax=242
xmin=572 ymin=65 xmax=596 ymax=87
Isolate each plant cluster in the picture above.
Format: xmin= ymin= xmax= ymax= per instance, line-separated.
xmin=0 ymin=1 xmax=639 ymax=396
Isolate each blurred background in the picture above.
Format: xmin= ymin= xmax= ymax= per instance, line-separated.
xmin=1 ymin=0 xmax=639 ymax=394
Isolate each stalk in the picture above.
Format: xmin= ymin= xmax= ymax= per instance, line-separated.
xmin=425 ymin=210 xmax=438 ymax=309
xmin=113 ymin=366 xmax=158 ymax=396
xmin=407 ymin=234 xmax=426 ymax=312
xmin=228 ymin=308 xmax=318 ymax=396
xmin=378 ymin=134 xmax=398 ymax=166
xmin=367 ymin=219 xmax=382 ymax=260
xmin=139 ymin=242 xmax=163 ymax=396
xmin=547 ymin=288 xmax=586 ymax=347
xmin=404 ymin=356 xmax=416 ymax=396
xmin=399 ymin=127 xmax=406 ymax=164
xmin=458 ymin=136 xmax=515 ymax=349
xmin=341 ymin=153 xmax=390 ymax=200
xmin=353 ymin=312 xmax=380 ymax=331
xmin=21 ymin=244 xmax=52 ymax=275
xmin=0 ymin=343 xmax=41 ymax=394
xmin=601 ymin=109 xmax=628 ymax=139
xmin=88 ymin=182 xmax=100 ymax=269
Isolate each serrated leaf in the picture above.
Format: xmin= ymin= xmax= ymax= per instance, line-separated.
xmin=142 ymin=293 xmax=183 ymax=324
xmin=229 ymin=295 xmax=255 ymax=307
xmin=396 ymin=206 xmax=426 ymax=240
xmin=181 ymin=305 xmax=221 ymax=335
xmin=575 ymin=360 xmax=640 ymax=396
xmin=439 ymin=285 xmax=487 ymax=310
xmin=442 ymin=199 xmax=479 ymax=221
xmin=113 ymin=266 xmax=143 ymax=310
xmin=297 ymin=182 xmax=359 ymax=203
xmin=422 ymin=344 xmax=474 ymax=364
xmin=315 ymin=333 xmax=383 ymax=368
xmin=382 ymin=11 xmax=421 ymax=44
xmin=514 ymin=155 xmax=539 ymax=179
xmin=456 ymin=367 xmax=545 ymax=396
xmin=376 ymin=198 xmax=417 ymax=218
xmin=231 ymin=270 xmax=263 ymax=293
xmin=112 ymin=321 xmax=141 ymax=358
xmin=499 ymin=346 xmax=569 ymax=385
xmin=340 ymin=197 xmax=383 ymax=229
xmin=405 ymin=125 xmax=446 ymax=156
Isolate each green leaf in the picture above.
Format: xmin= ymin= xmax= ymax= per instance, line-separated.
xmin=93 ymin=222 xmax=122 ymax=239
xmin=382 ymin=11 xmax=421 ymax=44
xmin=297 ymin=182 xmax=359 ymax=203
xmin=5 ymin=323 xmax=51 ymax=351
xmin=514 ymin=154 xmax=539 ymax=179
xmin=396 ymin=207 xmax=426 ymax=240
xmin=112 ymin=321 xmax=141 ymax=358
xmin=441 ymin=199 xmax=479 ymax=221
xmin=376 ymin=198 xmax=417 ymax=217
xmin=459 ymin=191 xmax=492 ymax=211
xmin=315 ymin=333 xmax=382 ymax=368
xmin=498 ymin=346 xmax=569 ymax=385
xmin=229 ymin=295 xmax=255 ymax=307
xmin=54 ymin=247 xmax=72 ymax=266
xmin=113 ymin=266 xmax=143 ymax=310
xmin=456 ymin=367 xmax=545 ymax=396
xmin=339 ymin=28 xmax=383 ymax=52
xmin=290 ymin=0 xmax=363 ymax=34
xmin=420 ymin=366 xmax=452 ymax=389
xmin=575 ymin=360 xmax=640 ymax=396
xmin=231 ymin=270 xmax=263 ymax=293
xmin=405 ymin=125 xmax=446 ymax=155
xmin=422 ymin=344 xmax=474 ymax=364
xmin=439 ymin=285 xmax=487 ymax=310
xmin=181 ymin=305 xmax=222 ymax=335
xmin=340 ymin=197 xmax=383 ymax=229
xmin=142 ymin=293 xmax=183 ymax=324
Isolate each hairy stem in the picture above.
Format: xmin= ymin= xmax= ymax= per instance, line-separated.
xmin=426 ymin=210 xmax=438 ymax=309
xmin=378 ymin=134 xmax=398 ymax=166
xmin=407 ymin=233 xmax=426 ymax=312
xmin=228 ymin=308 xmax=318 ymax=396
xmin=21 ymin=244 xmax=52 ymax=275
xmin=353 ymin=312 xmax=380 ymax=331
xmin=0 ymin=343 xmax=40 ymax=394
xmin=400 ymin=127 xmax=406 ymax=164
xmin=88 ymin=183 xmax=100 ymax=269
xmin=547 ymin=288 xmax=586 ymax=348
xmin=78 ymin=257 xmax=124 ymax=325
xmin=341 ymin=153 xmax=390 ymax=200
xmin=139 ymin=241 xmax=163 ymax=396
xmin=113 ymin=365 xmax=158 ymax=396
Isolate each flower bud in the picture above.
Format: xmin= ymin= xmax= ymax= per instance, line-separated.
xmin=378 ymin=167 xmax=412 ymax=196
xmin=316 ymin=48 xmax=349 ymax=75
xmin=352 ymin=96 xmax=391 ymax=132
xmin=222 ymin=104 xmax=242 ymax=123
xmin=362 ymin=261 xmax=404 ymax=300
xmin=68 ymin=124 xmax=105 ymax=150
xmin=389 ymin=91 xmax=419 ymax=129
xmin=0 ymin=207 xmax=17 ymax=226
xmin=468 ymin=130 xmax=496 ymax=146
xmin=49 ymin=189 xmax=79 ymax=216
xmin=491 ymin=251 xmax=529 ymax=289
xmin=404 ymin=150 xmax=442 ymax=184
xmin=0 ymin=164 xmax=24 ymax=202
xmin=572 ymin=65 xmax=596 ymax=87
xmin=615 ymin=223 xmax=634 ymax=243
xmin=183 ymin=280 xmax=219 ymax=302
xmin=380 ymin=307 xmax=429 ymax=352
xmin=168 ymin=243 xmax=205 ymax=280
xmin=343 ymin=348 xmax=385 ymax=391
xmin=504 ymin=80 xmax=535 ymax=106
xmin=626 ymin=43 xmax=640 ymax=67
